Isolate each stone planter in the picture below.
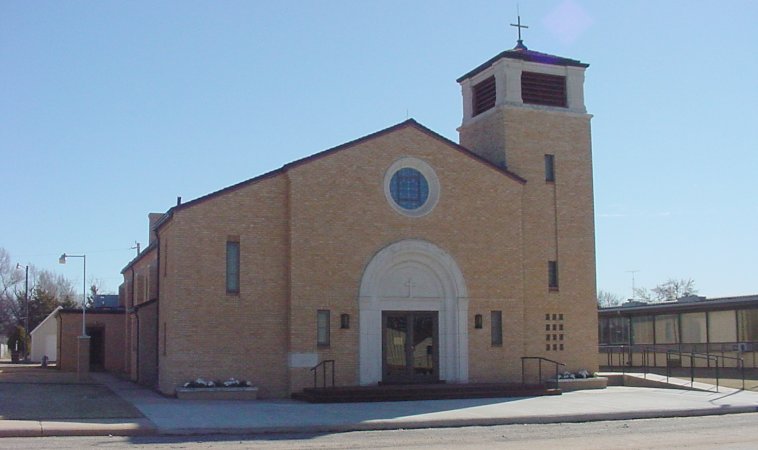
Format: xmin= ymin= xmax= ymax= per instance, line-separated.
xmin=176 ymin=386 xmax=259 ymax=400
xmin=553 ymin=377 xmax=608 ymax=392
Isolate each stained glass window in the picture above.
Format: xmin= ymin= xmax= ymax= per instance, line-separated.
xmin=389 ymin=168 xmax=429 ymax=210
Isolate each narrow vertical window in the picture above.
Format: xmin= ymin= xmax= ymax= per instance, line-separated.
xmin=548 ymin=261 xmax=559 ymax=290
xmin=491 ymin=310 xmax=503 ymax=346
xmin=545 ymin=154 xmax=555 ymax=182
xmin=226 ymin=240 xmax=240 ymax=294
xmin=317 ymin=310 xmax=330 ymax=347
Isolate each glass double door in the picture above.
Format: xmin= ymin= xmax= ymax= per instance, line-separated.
xmin=382 ymin=311 xmax=439 ymax=383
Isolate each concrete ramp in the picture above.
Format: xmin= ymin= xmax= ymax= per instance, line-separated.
xmin=599 ymin=372 xmax=739 ymax=393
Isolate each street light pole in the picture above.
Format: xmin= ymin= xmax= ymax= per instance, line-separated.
xmin=59 ymin=253 xmax=89 ymax=381
xmin=59 ymin=253 xmax=87 ymax=337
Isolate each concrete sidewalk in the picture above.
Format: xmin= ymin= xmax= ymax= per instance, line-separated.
xmin=2 ymin=372 xmax=758 ymax=438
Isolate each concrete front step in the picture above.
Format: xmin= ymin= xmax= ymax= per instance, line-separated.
xmin=293 ymin=383 xmax=561 ymax=403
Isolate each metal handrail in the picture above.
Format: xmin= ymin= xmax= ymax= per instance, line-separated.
xmin=599 ymin=344 xmax=747 ymax=390
xmin=521 ymin=356 xmax=566 ymax=390
xmin=666 ymin=350 xmax=721 ymax=392
xmin=666 ymin=350 xmax=746 ymax=391
xmin=310 ymin=359 xmax=335 ymax=389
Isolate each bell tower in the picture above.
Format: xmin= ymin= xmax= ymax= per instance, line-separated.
xmin=457 ymin=28 xmax=598 ymax=371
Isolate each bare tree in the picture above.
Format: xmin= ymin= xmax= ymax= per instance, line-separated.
xmin=597 ymin=290 xmax=624 ymax=308
xmin=0 ymin=248 xmax=79 ymax=334
xmin=0 ymin=248 xmax=24 ymax=334
xmin=635 ymin=278 xmax=697 ymax=302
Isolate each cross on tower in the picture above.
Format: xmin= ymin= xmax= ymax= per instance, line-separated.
xmin=510 ymin=14 xmax=529 ymax=49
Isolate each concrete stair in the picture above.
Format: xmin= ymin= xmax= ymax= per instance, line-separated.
xmin=292 ymin=383 xmax=561 ymax=403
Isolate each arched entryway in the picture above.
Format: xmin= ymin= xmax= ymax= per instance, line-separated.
xmin=358 ymin=239 xmax=468 ymax=385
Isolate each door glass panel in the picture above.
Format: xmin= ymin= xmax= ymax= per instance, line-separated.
xmin=413 ymin=315 xmax=434 ymax=376
xmin=385 ymin=315 xmax=407 ymax=378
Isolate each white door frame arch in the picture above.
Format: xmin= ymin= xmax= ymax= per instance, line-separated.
xmin=358 ymin=239 xmax=468 ymax=385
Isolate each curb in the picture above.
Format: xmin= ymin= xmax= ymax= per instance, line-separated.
xmin=156 ymin=405 xmax=758 ymax=436
xmin=2 ymin=406 xmax=756 ymax=438
xmin=0 ymin=419 xmax=157 ymax=438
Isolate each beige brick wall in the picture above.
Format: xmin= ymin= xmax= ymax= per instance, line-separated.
xmin=461 ymin=106 xmax=598 ymax=375
xmin=139 ymin=86 xmax=599 ymax=398
xmin=136 ymin=301 xmax=158 ymax=387
xmin=122 ymin=246 xmax=158 ymax=382
xmin=147 ymin=111 xmax=598 ymax=397
xmin=286 ymin=125 xmax=526 ymax=392
xmin=57 ymin=311 xmax=126 ymax=373
xmin=157 ymin=176 xmax=290 ymax=398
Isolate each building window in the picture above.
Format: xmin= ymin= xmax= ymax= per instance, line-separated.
xmin=226 ymin=240 xmax=240 ymax=294
xmin=475 ymin=314 xmax=483 ymax=329
xmin=390 ymin=168 xmax=429 ymax=210
xmin=317 ymin=310 xmax=330 ymax=347
xmin=491 ymin=310 xmax=503 ymax=346
xmin=654 ymin=314 xmax=680 ymax=344
xmin=473 ymin=75 xmax=496 ymax=116
xmin=708 ymin=310 xmax=737 ymax=342
xmin=383 ymin=157 xmax=440 ymax=218
xmin=548 ymin=261 xmax=559 ymax=290
xmin=521 ymin=71 xmax=567 ymax=107
xmin=545 ymin=154 xmax=555 ymax=182
xmin=340 ymin=313 xmax=350 ymax=329
xmin=163 ymin=240 xmax=168 ymax=277
xmin=737 ymin=309 xmax=758 ymax=342
xmin=681 ymin=312 xmax=707 ymax=344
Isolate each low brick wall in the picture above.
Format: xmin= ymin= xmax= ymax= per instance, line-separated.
xmin=175 ymin=387 xmax=259 ymax=400
xmin=553 ymin=377 xmax=608 ymax=392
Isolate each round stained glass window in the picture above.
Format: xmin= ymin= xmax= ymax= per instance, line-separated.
xmin=383 ymin=157 xmax=439 ymax=218
xmin=389 ymin=168 xmax=429 ymax=210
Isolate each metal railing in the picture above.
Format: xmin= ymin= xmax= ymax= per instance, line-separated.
xmin=600 ymin=344 xmax=747 ymax=389
xmin=666 ymin=350 xmax=746 ymax=391
xmin=311 ymin=359 xmax=335 ymax=389
xmin=521 ymin=356 xmax=566 ymax=390
xmin=601 ymin=344 xmax=654 ymax=377
xmin=599 ymin=343 xmax=756 ymax=368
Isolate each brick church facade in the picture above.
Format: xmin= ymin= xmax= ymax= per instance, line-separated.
xmin=121 ymin=41 xmax=598 ymax=398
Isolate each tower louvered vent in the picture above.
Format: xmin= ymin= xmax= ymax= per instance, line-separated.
xmin=521 ymin=72 xmax=566 ymax=107
xmin=473 ymin=76 xmax=496 ymax=116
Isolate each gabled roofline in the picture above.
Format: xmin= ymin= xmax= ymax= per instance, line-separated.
xmin=131 ymin=297 xmax=158 ymax=313
xmin=121 ymin=242 xmax=158 ymax=274
xmin=151 ymin=119 xmax=526 ymax=234
xmin=59 ymin=307 xmax=126 ymax=315
xmin=30 ymin=306 xmax=62 ymax=335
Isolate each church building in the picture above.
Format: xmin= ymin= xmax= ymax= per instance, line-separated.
xmin=120 ymin=38 xmax=598 ymax=398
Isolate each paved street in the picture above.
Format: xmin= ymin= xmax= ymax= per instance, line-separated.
xmin=0 ymin=383 xmax=141 ymax=420
xmin=2 ymin=362 xmax=758 ymax=440
xmin=1 ymin=413 xmax=757 ymax=449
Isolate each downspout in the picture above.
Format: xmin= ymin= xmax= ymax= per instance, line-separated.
xmin=135 ymin=304 xmax=140 ymax=384
xmin=56 ymin=312 xmax=62 ymax=371
xmin=132 ymin=267 xmax=139 ymax=384
xmin=155 ymin=234 xmax=161 ymax=390
xmin=284 ymin=171 xmax=293 ymax=395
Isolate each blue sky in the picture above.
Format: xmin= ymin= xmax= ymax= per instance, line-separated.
xmin=2 ymin=0 xmax=756 ymax=300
